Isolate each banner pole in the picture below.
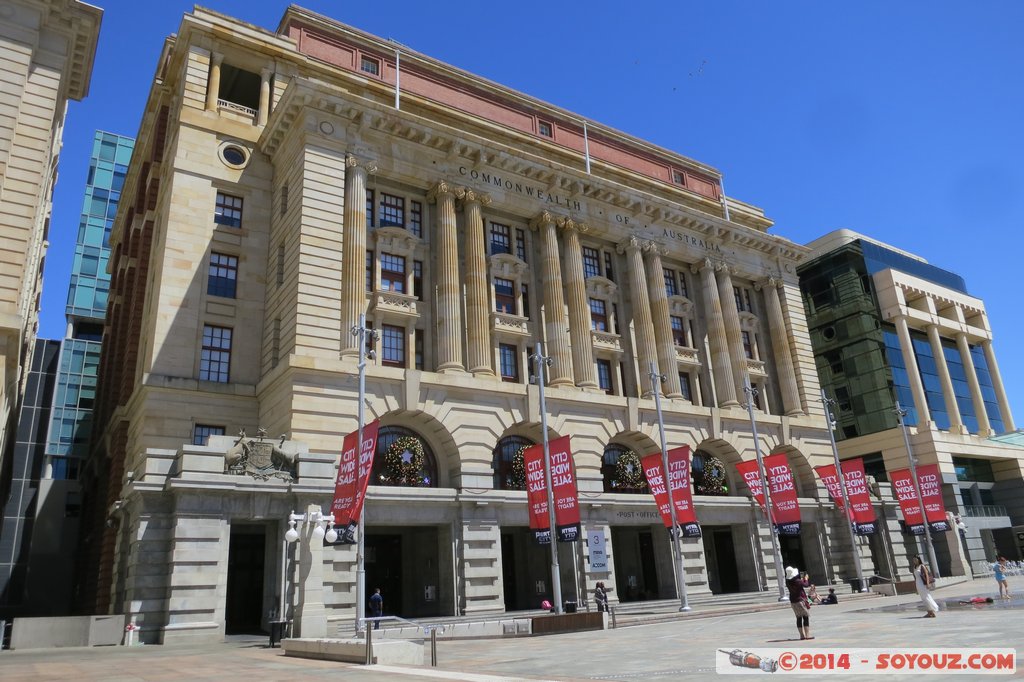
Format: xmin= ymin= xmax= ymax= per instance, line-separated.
xmin=533 ymin=342 xmax=563 ymax=614
xmin=895 ymin=402 xmax=940 ymax=578
xmin=821 ymin=390 xmax=868 ymax=592
xmin=743 ymin=377 xmax=787 ymax=602
xmin=353 ymin=312 xmax=378 ymax=632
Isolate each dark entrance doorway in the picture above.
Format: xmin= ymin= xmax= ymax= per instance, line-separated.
xmin=364 ymin=526 xmax=444 ymax=619
xmin=703 ymin=526 xmax=740 ymax=594
xmin=779 ymin=534 xmax=807 ymax=575
xmin=500 ymin=528 xmax=553 ymax=611
xmin=225 ymin=526 xmax=266 ymax=634
xmin=611 ymin=527 xmax=661 ymax=602
xmin=366 ymin=533 xmax=403 ymax=620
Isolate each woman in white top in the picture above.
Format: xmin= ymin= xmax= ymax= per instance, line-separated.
xmin=913 ymin=555 xmax=938 ymax=618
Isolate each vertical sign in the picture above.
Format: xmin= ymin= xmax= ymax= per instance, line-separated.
xmin=523 ymin=444 xmax=550 ymax=545
xmin=735 ymin=459 xmax=769 ymax=518
xmin=339 ymin=420 xmax=380 ymax=543
xmin=643 ymin=447 xmax=701 ymax=538
xmin=587 ymin=529 xmax=608 ymax=572
xmin=330 ymin=430 xmax=359 ymax=528
xmin=842 ymin=458 xmax=877 ymax=535
xmin=891 ymin=468 xmax=925 ymax=535
xmin=763 ymin=452 xmax=801 ymax=536
xmin=916 ymin=463 xmax=951 ymax=533
xmin=523 ymin=436 xmax=581 ymax=544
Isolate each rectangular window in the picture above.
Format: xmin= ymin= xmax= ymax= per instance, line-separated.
xmin=611 ymin=303 xmax=620 ymax=335
xmin=672 ymin=169 xmax=685 ymax=184
xmin=499 ymin=343 xmax=519 ymax=382
xmin=590 ymin=298 xmax=608 ymax=331
xmin=366 ymin=250 xmax=374 ymax=292
xmin=538 ymin=120 xmax=553 ymax=137
xmin=742 ymin=331 xmax=754 ymax=359
xmin=193 ymin=424 xmax=225 ymax=446
xmin=380 ymin=253 xmax=406 ymax=293
xmin=276 ymin=245 xmax=285 ymax=287
xmin=664 ymin=268 xmax=678 ymax=297
xmin=582 ymin=247 xmax=600 ymax=279
xmin=734 ymin=286 xmax=753 ymax=313
xmin=521 ymin=284 xmax=530 ymax=319
xmin=380 ymin=193 xmax=405 ymax=228
xmin=494 ymin=277 xmax=516 ymax=313
xmin=516 ymin=228 xmax=527 ymax=262
xmin=604 ymin=252 xmax=615 ymax=281
xmin=413 ymin=260 xmax=423 ymax=300
xmin=679 ymin=373 xmax=692 ymax=401
xmin=410 ymin=200 xmax=423 ymax=238
xmin=360 ymin=55 xmax=380 ymax=76
xmin=414 ymin=329 xmax=424 ymax=370
xmin=214 ymin=192 xmax=243 ymax=228
xmin=490 ymin=222 xmax=511 ymax=255
xmin=597 ymin=359 xmax=613 ymax=394
xmin=382 ymin=324 xmax=405 ymax=367
xmin=207 ymin=252 xmax=238 ymax=298
xmin=366 ymin=189 xmax=374 ymax=229
xmin=671 ymin=316 xmax=687 ymax=346
xmin=200 ymin=325 xmax=232 ymax=382
xmin=677 ymin=271 xmax=688 ymax=298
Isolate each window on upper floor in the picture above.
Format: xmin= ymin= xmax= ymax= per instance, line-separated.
xmin=664 ymin=268 xmax=679 ymax=297
xmin=671 ymin=316 xmax=687 ymax=347
xmin=409 ymin=200 xmax=423 ymax=238
xmin=671 ymin=169 xmax=685 ymax=185
xmin=218 ymin=64 xmax=260 ymax=112
xmin=679 ymin=373 xmax=693 ymax=402
xmin=214 ymin=192 xmax=243 ymax=228
xmin=414 ymin=329 xmax=424 ymax=370
xmin=521 ymin=284 xmax=530 ymax=319
xmin=596 ymin=359 xmax=613 ymax=394
xmin=413 ymin=260 xmax=423 ymax=300
xmin=193 ymin=424 xmax=225 ymax=446
xmin=590 ymin=298 xmax=608 ymax=331
xmin=200 ymin=325 xmax=232 ymax=383
xmin=360 ymin=55 xmax=381 ymax=76
xmin=538 ymin=120 xmax=553 ymax=138
xmin=490 ymin=221 xmax=511 ymax=256
xmin=380 ymin=192 xmax=405 ymax=228
xmin=494 ymin=277 xmax=516 ymax=314
xmin=583 ymin=247 xmax=601 ymax=279
xmin=734 ymin=286 xmax=753 ymax=313
xmin=499 ymin=343 xmax=520 ymax=382
xmin=381 ymin=324 xmax=405 ymax=367
xmin=515 ymin=228 xmax=528 ymax=262
xmin=380 ymin=253 xmax=406 ymax=293
xmin=742 ymin=331 xmax=755 ymax=359
xmin=366 ymin=189 xmax=375 ymax=229
xmin=207 ymin=252 xmax=238 ymax=298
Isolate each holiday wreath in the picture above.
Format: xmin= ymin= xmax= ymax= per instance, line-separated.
xmin=695 ymin=454 xmax=728 ymax=495
xmin=614 ymin=449 xmax=647 ymax=491
xmin=508 ymin=445 xmax=528 ymax=489
xmin=381 ymin=436 xmax=426 ymax=486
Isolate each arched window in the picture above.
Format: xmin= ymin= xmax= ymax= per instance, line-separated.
xmin=371 ymin=426 xmax=438 ymax=487
xmin=692 ymin=449 xmax=730 ymax=496
xmin=601 ymin=444 xmax=648 ymax=493
xmin=493 ymin=435 xmax=533 ymax=490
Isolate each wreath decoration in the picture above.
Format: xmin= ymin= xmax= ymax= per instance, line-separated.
xmin=382 ymin=436 xmax=426 ymax=486
xmin=696 ymin=455 xmax=728 ymax=496
xmin=508 ymin=445 xmax=529 ymax=490
xmin=614 ymin=450 xmax=647 ymax=491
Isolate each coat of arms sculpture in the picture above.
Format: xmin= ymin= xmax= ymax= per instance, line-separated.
xmin=225 ymin=428 xmax=297 ymax=481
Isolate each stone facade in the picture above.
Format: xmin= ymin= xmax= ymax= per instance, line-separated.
xmin=83 ymin=7 xmax=918 ymax=644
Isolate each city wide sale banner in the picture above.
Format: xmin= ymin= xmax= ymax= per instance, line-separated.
xmin=330 ymin=419 xmax=380 ymax=544
xmin=890 ymin=467 xmax=925 ymax=535
xmin=641 ymin=446 xmax=701 ymax=538
xmin=916 ymin=463 xmax=952 ymax=533
xmin=523 ymin=436 xmax=581 ymax=544
xmin=736 ymin=454 xmax=801 ymax=535
xmin=814 ymin=458 xmax=877 ymax=535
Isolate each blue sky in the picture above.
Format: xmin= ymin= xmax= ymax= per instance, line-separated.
xmin=44 ymin=1 xmax=1024 ymax=420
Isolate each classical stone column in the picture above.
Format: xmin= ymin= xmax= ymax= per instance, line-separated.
xmin=695 ymin=259 xmax=738 ymax=407
xmin=894 ymin=315 xmax=931 ymax=426
xmin=956 ymin=333 xmax=990 ymax=435
xmin=643 ymin=243 xmax=682 ymax=398
xmin=340 ymin=156 xmax=373 ymax=358
xmin=457 ymin=188 xmax=493 ymax=376
xmin=927 ymin=324 xmax=964 ymax=433
xmin=258 ymin=67 xmax=272 ymax=126
xmin=716 ymin=264 xmax=748 ymax=403
xmin=558 ymin=217 xmax=598 ymax=389
xmin=430 ymin=182 xmax=465 ymax=372
xmin=617 ymin=235 xmax=659 ymax=397
xmin=762 ymin=278 xmax=803 ymax=416
xmin=206 ymin=52 xmax=223 ymax=111
xmin=529 ymin=212 xmax=573 ymax=386
xmin=982 ymin=341 xmax=1016 ymax=431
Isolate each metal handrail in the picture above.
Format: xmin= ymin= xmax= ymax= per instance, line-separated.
xmin=359 ymin=616 xmax=445 ymax=667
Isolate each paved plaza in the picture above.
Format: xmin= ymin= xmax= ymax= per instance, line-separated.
xmin=1 ymin=578 xmax=1020 ymax=681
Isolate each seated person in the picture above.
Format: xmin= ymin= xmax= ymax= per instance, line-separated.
xmin=807 ymin=584 xmax=822 ymax=604
xmin=820 ymin=588 xmax=838 ymax=605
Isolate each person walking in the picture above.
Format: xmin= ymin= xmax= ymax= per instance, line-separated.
xmin=913 ymin=556 xmax=938 ymax=618
xmin=369 ymin=587 xmax=383 ymax=629
xmin=594 ymin=581 xmax=608 ymax=613
xmin=993 ymin=556 xmax=1010 ymax=600
xmin=785 ymin=566 xmax=813 ymax=640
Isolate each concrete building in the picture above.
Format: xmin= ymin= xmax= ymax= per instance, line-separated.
xmin=79 ymin=6 xmax=920 ymax=644
xmin=0 ymin=0 xmax=102 ymax=495
xmin=799 ymin=229 xmax=1022 ymax=578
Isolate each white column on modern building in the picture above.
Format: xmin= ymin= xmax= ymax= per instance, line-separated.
xmin=558 ymin=217 xmax=598 ymax=389
xmin=458 ymin=187 xmax=493 ymax=376
xmin=695 ymin=258 xmax=738 ymax=407
xmin=643 ymin=242 xmax=682 ymax=398
xmin=340 ymin=156 xmax=373 ymax=358
xmin=530 ymin=211 xmax=573 ymax=387
xmin=981 ymin=340 xmax=1016 ymax=432
xmin=926 ymin=324 xmax=964 ymax=433
xmin=762 ymin=277 xmax=803 ymax=416
xmin=893 ymin=315 xmax=931 ymax=426
xmin=617 ymin=235 xmax=659 ymax=397
xmin=716 ymin=264 xmax=748 ymax=403
xmin=430 ymin=181 xmax=465 ymax=372
xmin=955 ymin=332 xmax=991 ymax=435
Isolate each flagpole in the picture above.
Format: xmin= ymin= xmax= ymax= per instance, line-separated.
xmin=353 ymin=313 xmax=378 ymax=632
xmin=533 ymin=342 xmax=562 ymax=614
xmin=743 ymin=377 xmax=787 ymax=601
xmin=895 ymin=402 xmax=940 ymax=578
xmin=649 ymin=362 xmax=691 ymax=611
xmin=821 ymin=390 xmax=867 ymax=592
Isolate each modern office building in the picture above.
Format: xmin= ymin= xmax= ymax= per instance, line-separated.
xmin=79 ymin=6 xmax=927 ymax=644
xmin=799 ymin=229 xmax=1022 ymax=577
xmin=0 ymin=0 xmax=102 ymax=497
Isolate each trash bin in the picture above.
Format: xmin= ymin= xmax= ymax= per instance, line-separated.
xmin=850 ymin=579 xmax=862 ymax=594
xmin=269 ymin=620 xmax=290 ymax=647
xmin=563 ymin=601 xmax=578 ymax=613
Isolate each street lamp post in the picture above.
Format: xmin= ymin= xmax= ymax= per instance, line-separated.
xmin=821 ymin=390 xmax=867 ymax=592
xmin=281 ymin=508 xmax=338 ymax=633
xmin=648 ymin=362 xmax=691 ymax=612
xmin=894 ymin=402 xmax=940 ymax=578
xmin=531 ymin=342 xmax=563 ymax=615
xmin=743 ymin=377 xmax=787 ymax=601
xmin=352 ymin=313 xmax=379 ymax=631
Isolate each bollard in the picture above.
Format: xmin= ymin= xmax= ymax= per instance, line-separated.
xmin=430 ymin=627 xmax=438 ymax=667
xmin=610 ymin=606 xmax=617 ymax=629
xmin=364 ymin=621 xmax=373 ymax=665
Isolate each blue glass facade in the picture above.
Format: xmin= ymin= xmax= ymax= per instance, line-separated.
xmin=860 ymin=240 xmax=968 ymax=294
xmin=47 ymin=132 xmax=134 ymax=477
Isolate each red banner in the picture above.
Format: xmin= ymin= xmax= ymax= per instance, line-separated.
xmin=332 ymin=420 xmax=380 ymax=543
xmin=814 ymin=459 xmax=877 ymax=535
xmin=891 ymin=468 xmax=924 ymax=534
xmin=523 ymin=436 xmax=580 ymax=544
xmin=764 ymin=452 xmax=801 ymax=535
xmin=916 ymin=463 xmax=951 ymax=533
xmin=642 ymin=446 xmax=700 ymax=538
xmin=735 ymin=459 xmax=769 ymax=518
xmin=330 ymin=430 xmax=359 ymax=527
xmin=814 ymin=463 xmax=846 ymax=513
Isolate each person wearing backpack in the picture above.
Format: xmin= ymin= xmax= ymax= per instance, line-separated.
xmin=913 ymin=556 xmax=938 ymax=618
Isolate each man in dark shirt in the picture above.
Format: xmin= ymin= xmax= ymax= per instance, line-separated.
xmin=369 ymin=588 xmax=383 ymax=629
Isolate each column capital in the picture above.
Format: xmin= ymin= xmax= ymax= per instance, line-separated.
xmin=345 ymin=154 xmax=377 ymax=175
xmin=755 ymin=275 xmax=784 ymax=291
xmin=643 ymin=240 xmax=667 ymax=258
xmin=455 ymin=187 xmax=492 ymax=206
xmin=529 ymin=210 xmax=558 ymax=230
xmin=211 ymin=51 xmax=224 ymax=66
xmin=692 ymin=256 xmax=718 ymax=275
xmin=428 ymin=181 xmax=456 ymax=202
xmin=261 ymin=66 xmax=273 ymax=78
xmin=555 ymin=216 xmax=589 ymax=233
xmin=616 ymin=233 xmax=645 ymax=255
